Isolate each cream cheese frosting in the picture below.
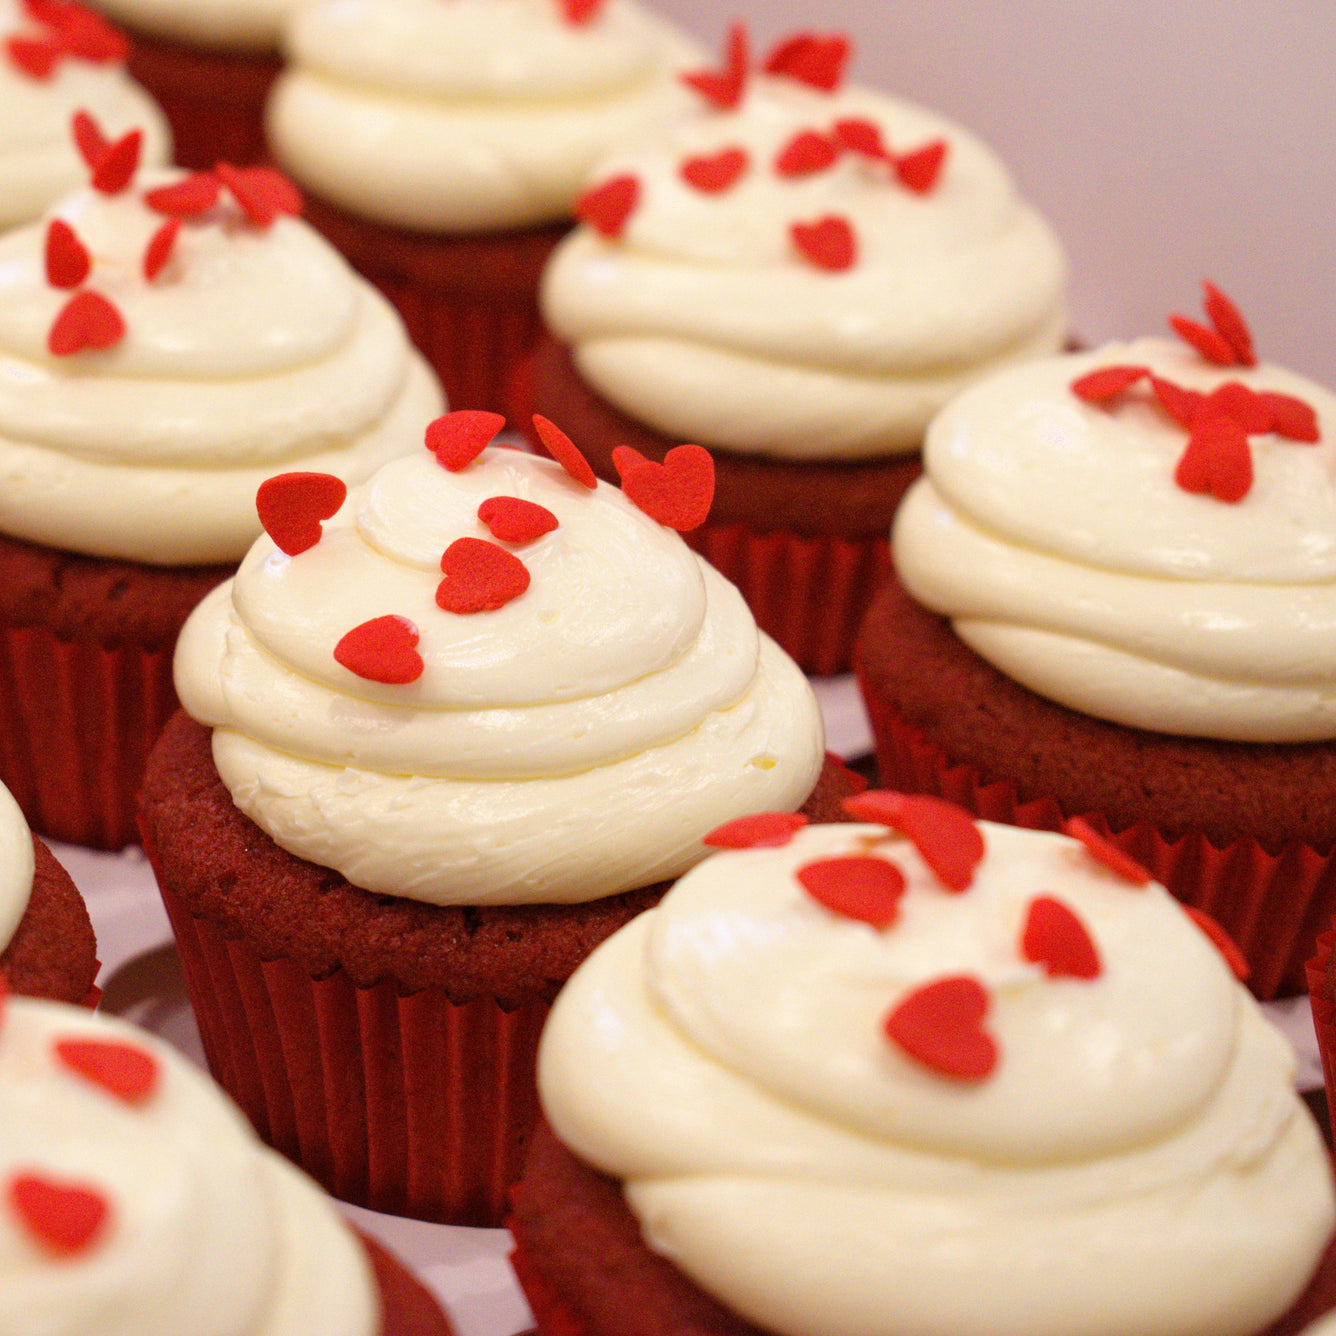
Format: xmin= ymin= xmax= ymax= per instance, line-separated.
xmin=89 ymin=0 xmax=302 ymax=51
xmin=893 ymin=333 xmax=1336 ymax=742
xmin=0 ymin=780 xmax=34 ymax=962
xmin=0 ymin=156 xmax=443 ymax=565
xmin=265 ymin=0 xmax=702 ymax=233
xmin=0 ymin=0 xmax=171 ymax=228
xmin=173 ymin=441 xmax=825 ymax=904
xmin=538 ymin=816 xmax=1336 ymax=1336
xmin=540 ymin=33 xmax=1068 ymax=461
xmin=0 ymin=995 xmax=378 ymax=1336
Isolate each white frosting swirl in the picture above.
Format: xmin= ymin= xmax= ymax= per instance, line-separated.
xmin=539 ymin=819 xmax=1335 ymax=1336
xmin=0 ymin=996 xmax=378 ymax=1336
xmin=541 ymin=70 xmax=1068 ymax=460
xmin=0 ymin=780 xmax=35 ymax=959
xmin=89 ymin=0 xmax=302 ymax=50
xmin=0 ymin=167 xmax=443 ymax=565
xmin=893 ymin=336 xmax=1336 ymax=742
xmin=265 ymin=0 xmax=701 ymax=232
xmin=0 ymin=0 xmax=171 ymax=228
xmin=173 ymin=445 xmax=825 ymax=903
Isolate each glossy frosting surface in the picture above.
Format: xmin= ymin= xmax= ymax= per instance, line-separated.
xmin=0 ymin=781 xmax=34 ymax=959
xmin=90 ymin=0 xmax=303 ymax=49
xmin=540 ymin=819 xmax=1335 ymax=1336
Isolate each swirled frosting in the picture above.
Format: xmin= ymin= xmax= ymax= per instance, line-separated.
xmin=173 ymin=443 xmax=825 ymax=903
xmin=265 ymin=0 xmax=701 ymax=233
xmin=539 ymin=817 xmax=1335 ymax=1336
xmin=0 ymin=162 xmax=443 ymax=565
xmin=0 ymin=0 xmax=171 ymax=228
xmin=0 ymin=781 xmax=34 ymax=960
xmin=893 ymin=335 xmax=1336 ymax=742
xmin=89 ymin=0 xmax=302 ymax=50
xmin=0 ymin=995 xmax=378 ymax=1336
xmin=541 ymin=47 xmax=1068 ymax=461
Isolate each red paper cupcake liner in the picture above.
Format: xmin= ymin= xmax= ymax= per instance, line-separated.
xmin=859 ymin=681 xmax=1336 ymax=1000
xmin=1308 ymin=930 xmax=1336 ymax=1123
xmin=158 ymin=879 xmax=550 ymax=1227
xmin=0 ymin=620 xmax=178 ymax=849
xmin=686 ymin=524 xmax=891 ymax=678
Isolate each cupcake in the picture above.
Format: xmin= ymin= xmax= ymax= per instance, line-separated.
xmin=0 ymin=118 xmax=443 ymax=849
xmin=265 ymin=0 xmax=701 ymax=414
xmin=0 ymin=0 xmax=170 ymax=228
xmin=138 ymin=415 xmax=856 ymax=1226
xmin=86 ymin=0 xmax=301 ymax=169
xmin=0 ymin=778 xmax=98 ymax=1005
xmin=527 ymin=22 xmax=1069 ymax=675
xmin=855 ymin=283 xmax=1336 ymax=998
xmin=510 ymin=805 xmax=1336 ymax=1336
xmin=0 ymin=991 xmax=453 ymax=1335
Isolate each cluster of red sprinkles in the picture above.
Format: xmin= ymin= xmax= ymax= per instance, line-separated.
xmin=257 ymin=412 xmax=716 ymax=687
xmin=1070 ymin=282 xmax=1320 ymax=503
xmin=702 ymin=796 xmax=1248 ymax=1083
xmin=575 ymin=26 xmax=948 ymax=274
xmin=4 ymin=0 xmax=126 ymax=80
xmin=43 ymin=111 xmax=301 ymax=358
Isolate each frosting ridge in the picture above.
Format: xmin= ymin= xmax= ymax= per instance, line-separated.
xmin=0 ymin=780 xmax=34 ymax=958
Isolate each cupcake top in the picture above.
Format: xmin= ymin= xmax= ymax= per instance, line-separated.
xmin=265 ymin=0 xmax=702 ymax=233
xmin=0 ymin=118 xmax=443 ymax=566
xmin=0 ymin=992 xmax=379 ymax=1335
xmin=0 ymin=0 xmax=170 ymax=229
xmin=893 ymin=283 xmax=1336 ymax=742
xmin=538 ymin=803 xmax=1335 ymax=1336
xmin=173 ymin=417 xmax=825 ymax=904
xmin=540 ymin=25 xmax=1068 ymax=461
xmin=89 ymin=0 xmax=303 ymax=51
xmin=0 ymin=781 xmax=33 ymax=961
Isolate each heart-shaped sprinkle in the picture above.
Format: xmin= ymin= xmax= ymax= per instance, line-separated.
xmin=790 ymin=215 xmax=855 ymax=271
xmin=775 ymin=129 xmax=840 ymax=177
xmin=763 ymin=31 xmax=850 ymax=91
xmin=6 ymin=35 xmax=61 ymax=78
xmin=574 ymin=174 xmax=639 ymax=239
xmin=894 ymin=139 xmax=948 ymax=193
xmin=1197 ymin=381 xmax=1269 ymax=433
xmin=1259 ymin=391 xmax=1320 ymax=442
xmin=215 ymin=163 xmax=302 ymax=227
xmin=884 ymin=975 xmax=997 ymax=1081
xmin=681 ymin=22 xmax=748 ymax=110
xmin=680 ymin=146 xmax=749 ymax=193
xmin=144 ymin=171 xmax=221 ymax=218
xmin=559 ymin=0 xmax=603 ymax=22
xmin=334 ymin=615 xmax=424 ymax=685
xmin=70 ymin=109 xmax=108 ymax=169
xmin=1169 ymin=314 xmax=1237 ymax=367
xmin=1183 ymin=906 xmax=1250 ymax=982
xmin=89 ymin=128 xmax=140 ymax=194
xmin=531 ymin=415 xmax=598 ymax=488
xmin=613 ymin=443 xmax=715 ymax=531
xmin=702 ymin=811 xmax=808 ymax=849
xmin=833 ymin=117 xmax=888 ymax=159
xmin=54 ymin=1037 xmax=159 ymax=1105
xmin=797 ymin=854 xmax=905 ymax=929
xmin=841 ymin=791 xmax=984 ymax=892
xmin=1149 ymin=375 xmax=1204 ymax=429
xmin=1070 ymin=364 xmax=1148 ymax=403
xmin=425 ymin=410 xmax=506 ymax=471
xmin=45 ymin=5 xmax=126 ymax=63
xmin=1021 ymin=895 xmax=1101 ymax=979
xmin=1202 ymin=281 xmax=1255 ymax=367
xmin=1061 ymin=816 xmax=1151 ymax=886
xmin=47 ymin=289 xmax=124 ymax=356
xmin=437 ymin=538 xmax=530 ymax=614
xmin=478 ymin=496 xmax=558 ymax=545
xmin=142 ymin=218 xmax=179 ymax=281
xmin=1175 ymin=416 xmax=1253 ymax=503
xmin=256 ymin=471 xmax=347 ymax=556
xmin=44 ymin=218 xmax=90 ymax=289
xmin=9 ymin=1174 xmax=109 ymax=1256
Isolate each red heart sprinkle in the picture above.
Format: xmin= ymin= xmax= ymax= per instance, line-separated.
xmin=702 ymin=811 xmax=808 ymax=849
xmin=763 ymin=31 xmax=850 ymax=91
xmin=1069 ymin=365 xmax=1149 ymax=403
xmin=144 ymin=171 xmax=221 ymax=218
xmin=89 ymin=128 xmax=140 ymax=194
xmin=841 ymin=791 xmax=984 ymax=892
xmin=1197 ymin=381 xmax=1270 ymax=433
xmin=1175 ymin=416 xmax=1253 ymax=503
xmin=1062 ymin=816 xmax=1151 ymax=886
xmin=884 ymin=975 xmax=997 ymax=1081
xmin=559 ymin=0 xmax=603 ymax=23
xmin=574 ymin=174 xmax=639 ymax=239
xmin=44 ymin=218 xmax=89 ymax=289
xmin=1021 ymin=895 xmax=1101 ymax=979
xmin=1149 ymin=375 xmax=1204 ymax=429
xmin=1184 ymin=906 xmax=1250 ymax=982
xmin=774 ymin=129 xmax=840 ymax=177
xmin=142 ymin=218 xmax=179 ymax=281
xmin=1169 ymin=314 xmax=1237 ymax=367
xmin=894 ymin=139 xmax=948 ymax=193
xmin=70 ymin=108 xmax=108 ymax=169
xmin=334 ymin=615 xmax=423 ymax=684
xmin=613 ymin=443 xmax=715 ymax=531
xmin=531 ymin=415 xmax=598 ymax=489
xmin=478 ymin=496 xmax=558 ymax=545
xmin=1258 ymin=392 xmax=1320 ymax=443
xmin=437 ymin=538 xmax=530 ymax=614
xmin=797 ymin=854 xmax=905 ymax=929
xmin=680 ymin=146 xmax=749 ymax=194
xmin=54 ymin=1037 xmax=159 ymax=1105
xmin=47 ymin=289 xmax=125 ymax=356
xmin=791 ymin=215 xmax=856 ymax=271
xmin=6 ymin=35 xmax=60 ymax=79
xmin=1202 ymin=281 xmax=1255 ymax=367
xmin=833 ymin=118 xmax=888 ymax=159
xmin=215 ymin=163 xmax=302 ymax=227
xmin=47 ymin=6 xmax=126 ymax=63
xmin=681 ymin=22 xmax=748 ymax=110
xmin=256 ymin=471 xmax=347 ymax=556
xmin=425 ymin=410 xmax=506 ymax=471
xmin=9 ymin=1174 xmax=109 ymax=1255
